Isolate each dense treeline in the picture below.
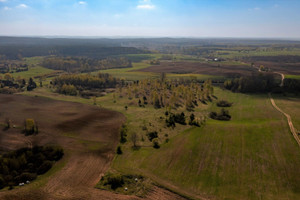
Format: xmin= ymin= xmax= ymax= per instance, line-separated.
xmin=224 ymin=73 xmax=277 ymax=93
xmin=282 ymin=78 xmax=300 ymax=93
xmin=0 ymin=146 xmax=63 ymax=189
xmin=53 ymin=73 xmax=118 ymax=96
xmin=42 ymin=57 xmax=132 ymax=73
xmin=0 ymin=44 xmax=148 ymax=60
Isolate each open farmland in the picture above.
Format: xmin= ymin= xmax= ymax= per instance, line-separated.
xmin=249 ymin=61 xmax=300 ymax=75
xmin=0 ymin=94 xmax=124 ymax=199
xmin=137 ymin=61 xmax=255 ymax=77
xmin=0 ymin=36 xmax=300 ymax=200
xmin=111 ymin=88 xmax=300 ymax=200
xmin=0 ymin=94 xmax=185 ymax=200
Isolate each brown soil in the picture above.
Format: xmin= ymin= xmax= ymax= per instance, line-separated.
xmin=0 ymin=94 xmax=185 ymax=200
xmin=251 ymin=61 xmax=300 ymax=75
xmin=137 ymin=61 xmax=256 ymax=77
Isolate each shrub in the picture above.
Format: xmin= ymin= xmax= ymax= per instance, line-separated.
xmin=24 ymin=119 xmax=38 ymax=135
xmin=174 ymin=112 xmax=186 ymax=125
xmin=120 ymin=124 xmax=127 ymax=143
xmin=210 ymin=109 xmax=231 ymax=121
xmin=166 ymin=114 xmax=176 ymax=128
xmin=116 ymin=146 xmax=122 ymax=155
xmin=217 ymin=100 xmax=232 ymax=107
xmin=146 ymin=131 xmax=158 ymax=142
xmin=106 ymin=174 xmax=124 ymax=190
xmin=27 ymin=77 xmax=37 ymax=91
xmin=152 ymin=139 xmax=160 ymax=149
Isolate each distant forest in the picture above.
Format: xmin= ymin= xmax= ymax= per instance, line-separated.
xmin=42 ymin=57 xmax=132 ymax=73
xmin=0 ymin=37 xmax=149 ymax=60
xmin=1 ymin=37 xmax=300 ymax=59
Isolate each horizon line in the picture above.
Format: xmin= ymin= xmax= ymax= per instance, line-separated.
xmin=0 ymin=35 xmax=300 ymax=41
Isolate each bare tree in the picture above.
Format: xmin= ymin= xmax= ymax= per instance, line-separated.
xmin=131 ymin=132 xmax=138 ymax=148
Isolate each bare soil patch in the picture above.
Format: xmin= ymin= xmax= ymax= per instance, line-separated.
xmin=250 ymin=61 xmax=300 ymax=75
xmin=0 ymin=94 xmax=184 ymax=200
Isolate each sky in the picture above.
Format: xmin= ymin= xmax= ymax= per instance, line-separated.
xmin=0 ymin=0 xmax=300 ymax=38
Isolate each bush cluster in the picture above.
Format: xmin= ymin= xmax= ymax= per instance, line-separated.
xmin=210 ymin=109 xmax=231 ymax=121
xmin=120 ymin=124 xmax=128 ymax=143
xmin=0 ymin=146 xmax=64 ymax=189
xmin=146 ymin=131 xmax=158 ymax=142
xmin=216 ymin=100 xmax=232 ymax=107
xmin=166 ymin=112 xmax=186 ymax=127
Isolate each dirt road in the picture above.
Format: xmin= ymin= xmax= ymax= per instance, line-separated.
xmin=269 ymin=93 xmax=300 ymax=147
xmin=273 ymin=72 xmax=285 ymax=87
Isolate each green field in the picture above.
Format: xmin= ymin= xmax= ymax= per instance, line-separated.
xmin=273 ymin=94 xmax=300 ymax=131
xmin=285 ymin=75 xmax=300 ymax=80
xmin=9 ymin=57 xmax=60 ymax=79
xmin=110 ymin=88 xmax=300 ymax=200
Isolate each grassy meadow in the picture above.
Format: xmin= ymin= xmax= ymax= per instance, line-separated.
xmin=110 ymin=88 xmax=300 ymax=200
xmin=272 ymin=94 xmax=300 ymax=131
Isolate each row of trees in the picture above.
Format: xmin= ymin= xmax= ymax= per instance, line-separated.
xmin=282 ymin=78 xmax=300 ymax=93
xmin=53 ymin=73 xmax=119 ymax=96
xmin=0 ymin=63 xmax=28 ymax=74
xmin=165 ymin=112 xmax=202 ymax=128
xmin=0 ymin=146 xmax=63 ymax=189
xmin=42 ymin=57 xmax=132 ymax=73
xmin=0 ymin=74 xmax=36 ymax=94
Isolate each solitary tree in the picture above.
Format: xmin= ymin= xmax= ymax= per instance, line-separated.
xmin=131 ymin=132 xmax=138 ymax=148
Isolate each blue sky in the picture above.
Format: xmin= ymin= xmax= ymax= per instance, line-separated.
xmin=0 ymin=0 xmax=299 ymax=38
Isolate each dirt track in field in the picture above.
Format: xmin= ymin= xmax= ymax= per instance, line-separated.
xmin=269 ymin=93 xmax=300 ymax=147
xmin=0 ymin=94 xmax=186 ymax=200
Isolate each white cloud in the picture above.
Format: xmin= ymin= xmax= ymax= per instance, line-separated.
xmin=78 ymin=1 xmax=86 ymax=5
xmin=3 ymin=6 xmax=11 ymax=10
xmin=137 ymin=0 xmax=155 ymax=10
xmin=0 ymin=0 xmax=7 ymax=3
xmin=248 ymin=7 xmax=261 ymax=11
xmin=17 ymin=4 xmax=28 ymax=8
xmin=137 ymin=4 xmax=155 ymax=10
xmin=114 ymin=14 xmax=122 ymax=18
